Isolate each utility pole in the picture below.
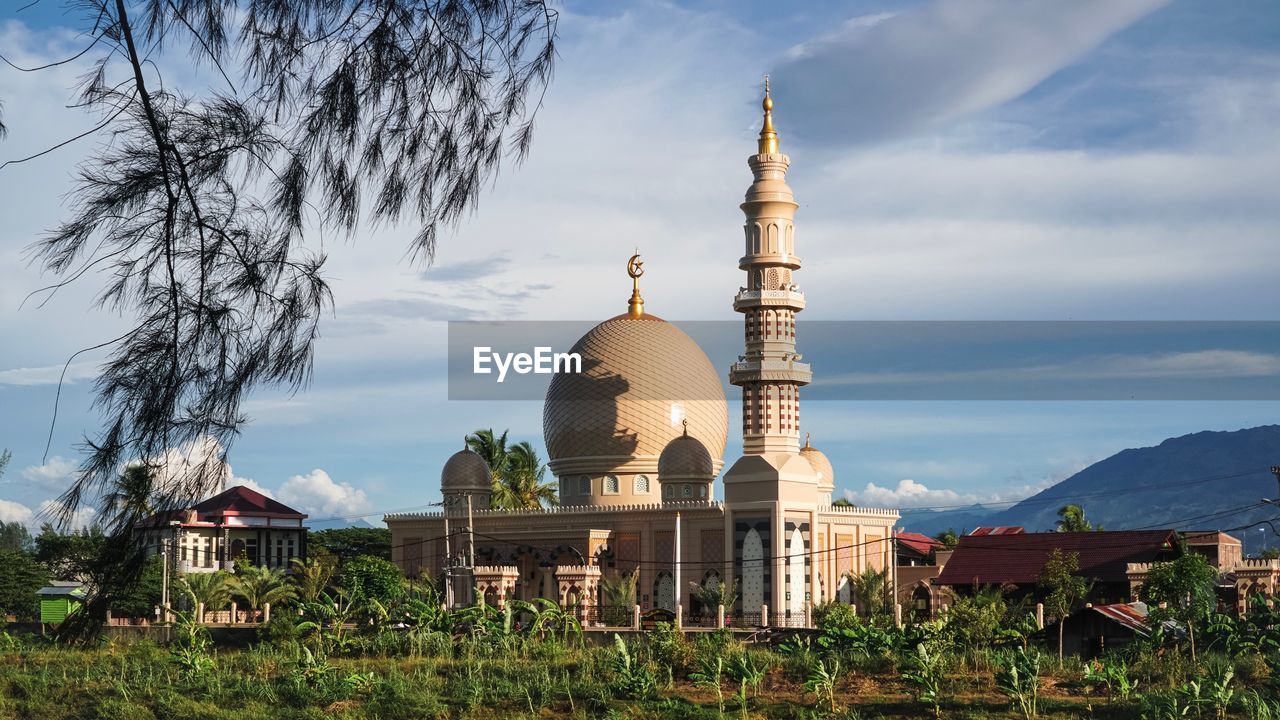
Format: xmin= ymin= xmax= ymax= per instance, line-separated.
xmin=160 ymin=548 xmax=169 ymax=619
xmin=674 ymin=511 xmax=682 ymax=616
xmin=443 ymin=509 xmax=453 ymax=609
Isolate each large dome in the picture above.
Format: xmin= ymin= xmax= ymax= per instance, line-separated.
xmin=543 ymin=313 xmax=729 ymax=479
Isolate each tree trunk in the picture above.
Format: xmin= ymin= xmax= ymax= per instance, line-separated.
xmin=1188 ymin=616 xmax=1197 ymax=664
xmin=1058 ymin=616 xmax=1065 ymax=664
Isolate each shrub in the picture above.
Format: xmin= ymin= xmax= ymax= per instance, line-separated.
xmin=339 ymin=555 xmax=406 ymax=606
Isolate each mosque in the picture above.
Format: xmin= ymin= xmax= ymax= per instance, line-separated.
xmin=385 ymin=88 xmax=900 ymax=626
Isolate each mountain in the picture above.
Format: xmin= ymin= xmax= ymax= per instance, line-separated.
xmin=899 ymin=505 xmax=999 ymax=537
xmin=307 ymin=517 xmax=380 ymax=531
xmin=982 ymin=425 xmax=1280 ymax=537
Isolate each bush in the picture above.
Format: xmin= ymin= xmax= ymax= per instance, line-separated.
xmin=339 ymin=555 xmax=405 ymax=606
xmin=813 ymin=601 xmax=859 ymax=631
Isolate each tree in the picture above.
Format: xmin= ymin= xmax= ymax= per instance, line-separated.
xmin=1055 ymin=504 xmax=1100 ymax=532
xmin=109 ymin=554 xmax=164 ymax=618
xmin=0 ymin=549 xmax=50 ymax=621
xmin=0 ymin=521 xmax=34 ymax=554
xmin=12 ymin=1 xmax=557 ymax=535
xmin=290 ymin=553 xmax=337 ymax=604
xmin=1140 ymin=551 xmax=1219 ymax=663
xmin=1038 ymin=549 xmax=1089 ymax=663
xmin=934 ymin=529 xmax=959 ymax=550
xmin=178 ymin=570 xmax=232 ymax=614
xmin=831 ymin=498 xmax=854 ymax=507
xmin=496 ymin=441 xmax=558 ymax=509
xmin=308 ymin=528 xmax=391 ymax=562
xmin=230 ymin=565 xmax=295 ymax=612
xmin=34 ymin=524 xmax=106 ymax=580
xmin=853 ymin=567 xmax=888 ymax=617
xmin=467 ymin=429 xmax=557 ymax=509
xmin=339 ymin=555 xmax=406 ymax=607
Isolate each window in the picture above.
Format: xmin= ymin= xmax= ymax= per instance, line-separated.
xmin=634 ymin=475 xmax=651 ymax=494
xmin=603 ymin=475 xmax=620 ymax=494
xmin=698 ymin=484 xmax=707 ymax=499
xmin=682 ymin=484 xmax=693 ymax=498
xmin=578 ymin=476 xmax=591 ymax=495
xmin=664 ymin=484 xmax=673 ymax=499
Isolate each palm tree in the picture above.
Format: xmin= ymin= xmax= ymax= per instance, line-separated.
xmin=179 ymin=571 xmax=232 ymax=616
xmin=230 ymin=564 xmax=296 ymax=612
xmin=1055 ymin=504 xmax=1100 ymax=532
xmin=290 ymin=555 xmax=336 ymax=604
xmin=466 ymin=428 xmax=511 ymax=480
xmin=853 ymin=567 xmax=888 ymax=616
xmin=468 ymin=429 xmax=558 ymax=509
xmin=499 ymin=442 xmax=558 ymax=509
xmin=102 ymin=463 xmax=156 ymax=533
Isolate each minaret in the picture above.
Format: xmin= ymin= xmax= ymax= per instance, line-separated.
xmin=730 ymin=80 xmax=812 ymax=455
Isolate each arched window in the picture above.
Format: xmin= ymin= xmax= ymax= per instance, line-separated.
xmin=578 ymin=476 xmax=591 ymax=495
xmin=698 ymin=484 xmax=707 ymax=499
xmin=682 ymin=484 xmax=693 ymax=498
xmin=603 ymin=475 xmax=620 ymax=494
xmin=634 ymin=475 xmax=651 ymax=494
xmin=663 ymin=484 xmax=673 ymax=499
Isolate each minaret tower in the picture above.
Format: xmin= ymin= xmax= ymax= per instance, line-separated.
xmin=729 ymin=79 xmax=812 ymax=455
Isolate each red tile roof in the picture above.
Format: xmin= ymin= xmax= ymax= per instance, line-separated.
xmin=935 ymin=530 xmax=1177 ymax=587
xmin=193 ymin=485 xmax=306 ymax=518
xmin=896 ymin=531 xmax=944 ymax=557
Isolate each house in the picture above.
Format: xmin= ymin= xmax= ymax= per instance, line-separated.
xmin=37 ymin=582 xmax=87 ymax=625
xmin=896 ymin=531 xmax=943 ymax=567
xmin=934 ymin=530 xmax=1180 ymax=605
xmin=141 ymin=485 xmax=309 ymax=573
xmin=1054 ymin=601 xmax=1155 ymax=657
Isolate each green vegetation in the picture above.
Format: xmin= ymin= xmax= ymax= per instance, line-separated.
xmin=466 ymin=428 xmax=559 ymax=509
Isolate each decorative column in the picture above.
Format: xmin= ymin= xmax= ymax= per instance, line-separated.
xmin=555 ymin=565 xmax=602 ymax=621
xmin=729 ymin=79 xmax=811 ymax=456
xmin=473 ymin=566 xmax=520 ymax=607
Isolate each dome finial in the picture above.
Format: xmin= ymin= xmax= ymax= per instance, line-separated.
xmin=804 ymin=432 xmax=811 ymax=449
xmin=626 ymin=251 xmax=646 ymax=317
xmin=682 ymin=418 xmax=689 ymax=437
xmin=758 ymin=75 xmax=779 ymax=154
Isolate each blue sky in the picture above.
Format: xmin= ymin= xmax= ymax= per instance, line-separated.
xmin=1 ymin=0 xmax=1278 ymax=528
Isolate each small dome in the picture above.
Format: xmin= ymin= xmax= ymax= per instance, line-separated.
xmin=800 ymin=435 xmax=834 ymax=491
xmin=658 ymin=432 xmax=714 ymax=480
xmin=441 ymin=447 xmax=493 ymax=492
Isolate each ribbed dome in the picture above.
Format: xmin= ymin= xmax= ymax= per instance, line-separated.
xmin=543 ymin=313 xmax=728 ymax=478
xmin=800 ymin=438 xmax=834 ymax=491
xmin=658 ymin=433 xmax=715 ymax=480
xmin=441 ymin=447 xmax=493 ymax=492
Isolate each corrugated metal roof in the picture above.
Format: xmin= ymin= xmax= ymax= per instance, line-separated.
xmin=1092 ymin=602 xmax=1151 ymax=635
xmin=896 ymin=531 xmax=943 ymax=557
xmin=935 ymin=530 xmax=1177 ymax=586
xmin=970 ymin=526 xmax=1025 ymax=536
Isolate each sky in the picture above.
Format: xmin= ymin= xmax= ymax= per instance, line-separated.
xmin=1 ymin=0 xmax=1278 ymax=530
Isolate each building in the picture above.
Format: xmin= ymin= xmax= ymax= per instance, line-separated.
xmin=141 ymin=485 xmax=309 ymax=573
xmin=934 ymin=530 xmax=1181 ymax=605
xmin=385 ymin=88 xmax=901 ymax=625
xmin=37 ymin=582 xmax=86 ymax=625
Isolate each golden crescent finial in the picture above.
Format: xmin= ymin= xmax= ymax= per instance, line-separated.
xmin=626 ymin=253 xmax=645 ymax=317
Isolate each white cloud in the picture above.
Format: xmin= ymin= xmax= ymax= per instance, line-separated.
xmin=844 ymin=477 xmax=1057 ymax=509
xmin=0 ymin=499 xmax=35 ymax=525
xmin=0 ymin=361 xmax=98 ymax=386
xmin=773 ymin=0 xmax=1171 ymax=146
xmin=37 ymin=499 xmax=97 ymax=531
xmin=273 ymin=469 xmax=372 ymax=519
xmin=20 ymin=456 xmax=78 ymax=491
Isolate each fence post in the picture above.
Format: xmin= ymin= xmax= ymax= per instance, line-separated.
xmin=894 ymin=602 xmax=902 ymax=628
xmin=675 ymin=603 xmax=683 ymax=630
xmin=197 ymin=602 xmax=205 ymax=624
xmin=633 ymin=604 xmax=641 ymax=631
xmin=1035 ymin=602 xmax=1045 ymax=629
xmin=717 ymin=604 xmax=725 ymax=629
xmin=761 ymin=604 xmax=769 ymax=628
xmin=230 ymin=601 xmax=238 ymax=624
xmin=263 ymin=602 xmax=271 ymax=623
